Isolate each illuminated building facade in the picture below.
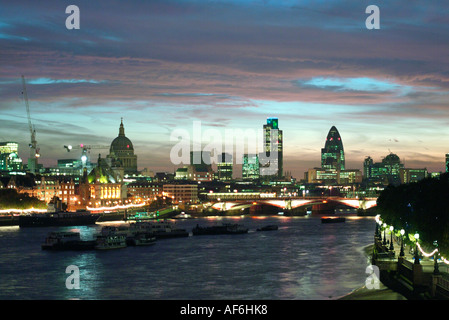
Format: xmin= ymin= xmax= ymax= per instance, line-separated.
xmin=184 ymin=151 xmax=214 ymax=182
xmin=127 ymin=182 xmax=162 ymax=202
xmin=399 ymin=168 xmax=428 ymax=184
xmin=321 ymin=126 xmax=345 ymax=171
xmin=0 ymin=152 xmax=23 ymax=172
xmin=0 ymin=142 xmax=18 ymax=154
xmin=363 ymin=153 xmax=404 ymax=185
xmin=77 ymin=155 xmax=124 ymax=208
xmin=17 ymin=177 xmax=75 ymax=208
xmin=0 ymin=142 xmax=23 ymax=173
xmin=307 ymin=168 xmax=336 ymax=184
xmin=363 ymin=156 xmax=374 ymax=179
xmin=339 ymin=169 xmax=363 ymax=184
xmin=175 ymin=165 xmax=213 ymax=182
xmin=107 ymin=119 xmax=138 ymax=175
xmin=175 ymin=167 xmax=189 ymax=180
xmin=217 ymin=153 xmax=233 ymax=181
xmin=260 ymin=118 xmax=283 ymax=179
xmin=163 ymin=184 xmax=198 ymax=203
xmin=305 ymin=127 xmax=362 ymax=185
xmin=446 ymin=153 xmax=449 ymax=172
xmin=242 ymin=154 xmax=260 ymax=180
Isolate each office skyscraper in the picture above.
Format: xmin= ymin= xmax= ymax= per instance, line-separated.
xmin=321 ymin=126 xmax=345 ymax=171
xmin=446 ymin=153 xmax=449 ymax=172
xmin=217 ymin=153 xmax=233 ymax=181
xmin=0 ymin=142 xmax=22 ymax=172
xmin=363 ymin=156 xmax=374 ymax=179
xmin=242 ymin=154 xmax=260 ymax=180
xmin=260 ymin=117 xmax=283 ymax=178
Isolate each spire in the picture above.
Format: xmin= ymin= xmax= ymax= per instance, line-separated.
xmin=119 ymin=117 xmax=125 ymax=136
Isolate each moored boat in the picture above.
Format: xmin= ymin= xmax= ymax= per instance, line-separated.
xmin=321 ymin=217 xmax=346 ymax=224
xmin=256 ymin=225 xmax=278 ymax=231
xmin=96 ymin=211 xmax=126 ymax=222
xmin=95 ymin=226 xmax=127 ymax=250
xmin=173 ymin=212 xmax=192 ymax=219
xmin=127 ymin=232 xmax=156 ymax=246
xmin=128 ymin=220 xmax=189 ymax=239
xmin=41 ymin=231 xmax=96 ymax=251
xmin=192 ymin=223 xmax=249 ymax=235
xmin=95 ymin=234 xmax=127 ymax=250
xmin=0 ymin=213 xmax=19 ymax=227
xmin=19 ymin=210 xmax=99 ymax=228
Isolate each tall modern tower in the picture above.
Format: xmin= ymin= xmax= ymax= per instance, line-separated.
xmin=321 ymin=126 xmax=345 ymax=171
xmin=363 ymin=156 xmax=374 ymax=179
xmin=217 ymin=152 xmax=233 ymax=181
xmin=260 ymin=117 xmax=283 ymax=178
xmin=446 ymin=153 xmax=449 ymax=173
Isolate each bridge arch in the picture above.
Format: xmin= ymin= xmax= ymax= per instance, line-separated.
xmin=209 ymin=197 xmax=377 ymax=212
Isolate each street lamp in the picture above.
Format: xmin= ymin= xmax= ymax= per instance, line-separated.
xmin=400 ymin=229 xmax=405 ymax=257
xmin=433 ymin=240 xmax=440 ymax=275
xmin=376 ymin=218 xmax=382 ymax=239
xmin=383 ymin=223 xmax=387 ymax=246
xmin=375 ymin=221 xmax=379 ymax=238
xmin=434 ymin=252 xmax=440 ymax=275
xmin=389 ymin=226 xmax=394 ymax=251
xmin=414 ymin=233 xmax=420 ymax=265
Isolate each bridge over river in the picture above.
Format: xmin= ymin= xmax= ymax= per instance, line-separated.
xmin=206 ymin=195 xmax=377 ymax=215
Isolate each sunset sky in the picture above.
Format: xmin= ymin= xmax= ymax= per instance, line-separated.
xmin=1 ymin=0 xmax=449 ymax=179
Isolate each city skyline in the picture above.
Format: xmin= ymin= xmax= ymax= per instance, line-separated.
xmin=1 ymin=1 xmax=449 ymax=178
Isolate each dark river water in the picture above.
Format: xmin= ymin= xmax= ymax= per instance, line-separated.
xmin=0 ymin=215 xmax=375 ymax=300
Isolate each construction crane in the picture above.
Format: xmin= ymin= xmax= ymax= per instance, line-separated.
xmin=64 ymin=144 xmax=109 ymax=163
xmin=21 ymin=75 xmax=39 ymax=174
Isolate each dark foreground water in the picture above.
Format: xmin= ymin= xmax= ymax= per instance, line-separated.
xmin=0 ymin=215 xmax=375 ymax=300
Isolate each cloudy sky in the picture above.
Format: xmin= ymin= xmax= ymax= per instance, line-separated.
xmin=1 ymin=0 xmax=449 ymax=178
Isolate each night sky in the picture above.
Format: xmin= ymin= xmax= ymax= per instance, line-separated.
xmin=1 ymin=0 xmax=449 ymax=178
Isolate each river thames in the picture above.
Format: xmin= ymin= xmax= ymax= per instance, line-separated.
xmin=0 ymin=215 xmax=375 ymax=300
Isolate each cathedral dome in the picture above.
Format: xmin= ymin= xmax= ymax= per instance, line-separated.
xmin=107 ymin=118 xmax=138 ymax=175
xmin=110 ymin=136 xmax=134 ymax=152
xmin=110 ymin=119 xmax=134 ymax=153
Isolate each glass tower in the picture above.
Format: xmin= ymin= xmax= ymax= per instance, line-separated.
xmin=321 ymin=126 xmax=345 ymax=171
xmin=260 ymin=117 xmax=283 ymax=178
xmin=242 ymin=154 xmax=260 ymax=180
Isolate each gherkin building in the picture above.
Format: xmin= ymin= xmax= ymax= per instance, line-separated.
xmin=321 ymin=126 xmax=345 ymax=171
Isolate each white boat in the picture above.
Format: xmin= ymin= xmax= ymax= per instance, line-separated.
xmin=128 ymin=220 xmax=189 ymax=239
xmin=95 ymin=234 xmax=127 ymax=250
xmin=174 ymin=212 xmax=192 ymax=219
xmin=95 ymin=226 xmax=127 ymax=250
xmin=127 ymin=232 xmax=156 ymax=246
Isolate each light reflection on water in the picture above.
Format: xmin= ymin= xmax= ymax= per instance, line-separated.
xmin=0 ymin=215 xmax=375 ymax=300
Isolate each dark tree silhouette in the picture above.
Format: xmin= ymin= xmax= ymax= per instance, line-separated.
xmin=377 ymin=173 xmax=449 ymax=256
